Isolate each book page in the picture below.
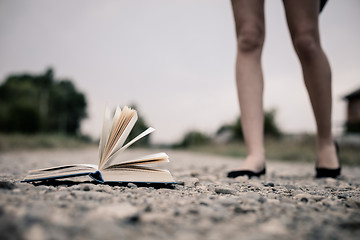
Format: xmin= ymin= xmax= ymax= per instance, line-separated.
xmin=107 ymin=111 xmax=138 ymax=160
xmin=23 ymin=164 xmax=98 ymax=182
xmin=108 ymin=106 xmax=122 ymax=138
xmin=98 ymin=105 xmax=113 ymax=164
xmin=28 ymin=164 xmax=98 ymax=173
xmin=100 ymin=106 xmax=137 ymax=168
xmin=101 ymin=167 xmax=175 ymax=183
xmin=103 ymin=127 xmax=155 ymax=169
xmin=103 ymin=152 xmax=169 ymax=170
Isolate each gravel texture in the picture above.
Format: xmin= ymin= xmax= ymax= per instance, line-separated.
xmin=0 ymin=148 xmax=359 ymax=240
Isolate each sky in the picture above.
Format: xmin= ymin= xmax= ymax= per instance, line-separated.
xmin=0 ymin=0 xmax=359 ymax=144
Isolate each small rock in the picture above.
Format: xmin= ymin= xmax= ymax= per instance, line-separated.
xmin=311 ymin=195 xmax=325 ymax=202
xmin=337 ymin=194 xmax=348 ymax=199
xmin=0 ymin=181 xmax=15 ymax=189
xmin=190 ymin=171 xmax=200 ymax=177
xmin=338 ymin=181 xmax=350 ymax=188
xmin=200 ymin=199 xmax=212 ymax=206
xmin=215 ymin=187 xmax=234 ymax=195
xmin=127 ymin=183 xmax=138 ymax=188
xmin=188 ymin=208 xmax=199 ymax=214
xmin=144 ymin=204 xmax=152 ymax=212
xmin=234 ymin=206 xmax=256 ymax=214
xmin=294 ymin=193 xmax=312 ymax=202
xmin=183 ymin=177 xmax=200 ymax=187
xmin=177 ymin=180 xmax=185 ymax=186
xmin=264 ymin=182 xmax=275 ymax=187
xmin=80 ymin=184 xmax=93 ymax=191
xmin=322 ymin=199 xmax=336 ymax=208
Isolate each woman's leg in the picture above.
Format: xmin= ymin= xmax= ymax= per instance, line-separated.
xmin=283 ymin=0 xmax=339 ymax=169
xmin=231 ymin=0 xmax=266 ymax=172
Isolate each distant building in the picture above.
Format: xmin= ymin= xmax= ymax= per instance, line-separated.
xmin=343 ymin=88 xmax=360 ymax=133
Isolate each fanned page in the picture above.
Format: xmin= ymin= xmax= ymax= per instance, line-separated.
xmin=104 ymin=112 xmax=139 ymax=166
xmin=104 ymin=152 xmax=169 ymax=170
xmin=98 ymin=105 xmax=113 ymax=164
xmin=103 ymin=127 xmax=155 ymax=169
xmin=99 ymin=106 xmax=137 ymax=169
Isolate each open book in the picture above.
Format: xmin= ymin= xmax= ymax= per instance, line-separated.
xmin=22 ymin=106 xmax=175 ymax=184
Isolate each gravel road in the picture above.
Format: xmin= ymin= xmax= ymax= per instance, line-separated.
xmin=0 ymin=148 xmax=359 ymax=240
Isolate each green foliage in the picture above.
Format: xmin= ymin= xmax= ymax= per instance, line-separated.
xmin=345 ymin=121 xmax=360 ymax=133
xmin=264 ymin=109 xmax=283 ymax=138
xmin=216 ymin=109 xmax=283 ymax=141
xmin=0 ymin=68 xmax=87 ymax=135
xmin=174 ymin=130 xmax=211 ymax=148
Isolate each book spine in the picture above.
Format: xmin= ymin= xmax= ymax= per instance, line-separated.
xmin=88 ymin=171 xmax=104 ymax=183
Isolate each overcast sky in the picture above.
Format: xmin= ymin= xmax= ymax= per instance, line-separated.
xmin=0 ymin=0 xmax=359 ymax=143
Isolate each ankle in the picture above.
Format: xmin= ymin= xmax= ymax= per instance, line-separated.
xmin=316 ymin=141 xmax=339 ymax=169
xmin=316 ymin=137 xmax=334 ymax=149
xmin=243 ymin=154 xmax=266 ymax=169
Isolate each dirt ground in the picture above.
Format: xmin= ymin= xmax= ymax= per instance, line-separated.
xmin=0 ymin=148 xmax=359 ymax=240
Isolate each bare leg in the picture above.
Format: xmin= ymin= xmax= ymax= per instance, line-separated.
xmin=283 ymin=0 xmax=339 ymax=168
xmin=231 ymin=0 xmax=265 ymax=172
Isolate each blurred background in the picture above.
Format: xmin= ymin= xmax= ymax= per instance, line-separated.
xmin=0 ymin=0 xmax=359 ymax=164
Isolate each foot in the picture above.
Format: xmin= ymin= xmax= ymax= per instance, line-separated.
xmin=316 ymin=140 xmax=340 ymax=169
xmin=230 ymin=155 xmax=266 ymax=173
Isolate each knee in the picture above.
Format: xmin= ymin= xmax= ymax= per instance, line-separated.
xmin=236 ymin=29 xmax=264 ymax=53
xmin=292 ymin=32 xmax=320 ymax=59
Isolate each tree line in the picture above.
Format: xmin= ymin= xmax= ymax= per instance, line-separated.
xmin=0 ymin=68 xmax=87 ymax=135
xmin=174 ymin=110 xmax=283 ymax=148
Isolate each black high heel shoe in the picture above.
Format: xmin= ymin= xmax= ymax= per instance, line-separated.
xmin=227 ymin=167 xmax=266 ymax=179
xmin=315 ymin=141 xmax=341 ymax=178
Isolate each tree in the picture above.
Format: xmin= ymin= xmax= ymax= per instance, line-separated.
xmin=48 ymin=80 xmax=87 ymax=134
xmin=216 ymin=109 xmax=283 ymax=141
xmin=0 ymin=68 xmax=87 ymax=135
xmin=174 ymin=130 xmax=211 ymax=148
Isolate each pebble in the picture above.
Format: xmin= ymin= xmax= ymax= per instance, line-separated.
xmin=234 ymin=206 xmax=256 ymax=214
xmin=127 ymin=183 xmax=138 ymax=188
xmin=81 ymin=184 xmax=92 ymax=191
xmin=264 ymin=182 xmax=275 ymax=187
xmin=294 ymin=193 xmax=313 ymax=202
xmin=0 ymin=181 xmax=16 ymax=189
xmin=215 ymin=187 xmax=234 ymax=195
